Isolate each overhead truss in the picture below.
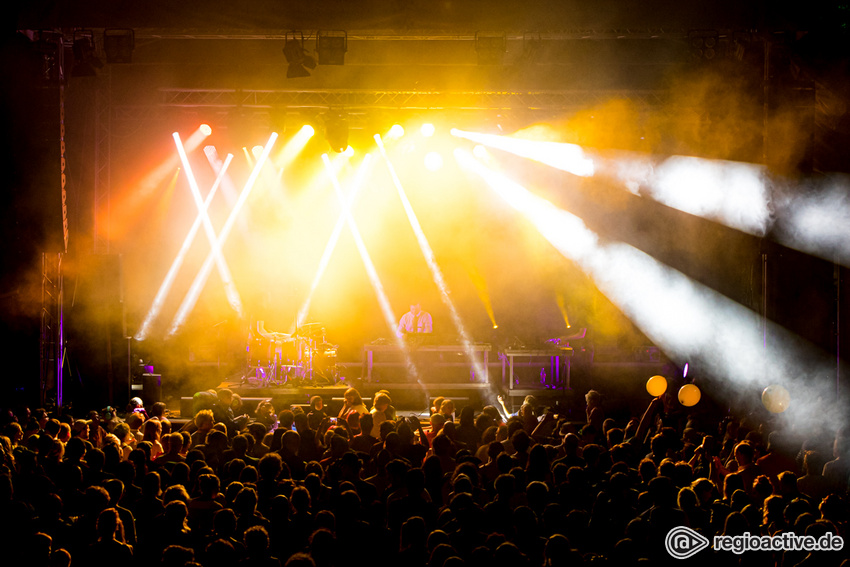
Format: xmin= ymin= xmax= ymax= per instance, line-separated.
xmin=156 ymin=88 xmax=669 ymax=111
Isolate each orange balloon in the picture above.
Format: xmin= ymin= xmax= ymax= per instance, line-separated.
xmin=678 ymin=384 xmax=701 ymax=407
xmin=646 ymin=375 xmax=667 ymax=397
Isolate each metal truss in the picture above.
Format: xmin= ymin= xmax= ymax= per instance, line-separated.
xmin=94 ymin=67 xmax=112 ymax=254
xmin=40 ymin=253 xmax=63 ymax=408
xmin=157 ymin=88 xmax=668 ymax=111
xmin=134 ymin=28 xmax=691 ymax=42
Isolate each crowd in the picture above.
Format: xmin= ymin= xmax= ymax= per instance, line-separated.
xmin=1 ymin=386 xmax=849 ymax=567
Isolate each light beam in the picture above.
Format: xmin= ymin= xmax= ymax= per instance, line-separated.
xmin=294 ymin=153 xmax=373 ymax=329
xmin=376 ymin=134 xmax=487 ymax=382
xmin=456 ymin=148 xmax=840 ymax=428
xmin=321 ymin=152 xmax=418 ymax=379
xmin=452 ymin=128 xmax=594 ymax=177
xmin=135 ymin=154 xmax=233 ymax=340
xmin=173 ymin=132 xmax=243 ymax=316
xmin=167 ymin=133 xmax=278 ymax=337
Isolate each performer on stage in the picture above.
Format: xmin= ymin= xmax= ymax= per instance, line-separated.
xmin=396 ymin=302 xmax=432 ymax=337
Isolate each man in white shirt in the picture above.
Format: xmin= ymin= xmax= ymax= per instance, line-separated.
xmin=397 ymin=303 xmax=432 ymax=337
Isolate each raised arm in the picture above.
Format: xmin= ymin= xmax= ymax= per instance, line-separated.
xmin=634 ymin=397 xmax=663 ymax=446
xmin=497 ymin=394 xmax=510 ymax=422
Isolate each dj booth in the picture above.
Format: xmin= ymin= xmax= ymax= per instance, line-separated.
xmin=362 ymin=343 xmax=572 ymax=388
xmin=363 ymin=344 xmax=492 ymax=383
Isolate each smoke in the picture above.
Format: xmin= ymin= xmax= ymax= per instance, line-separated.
xmin=772 ymin=174 xmax=850 ymax=267
xmin=458 ymin=148 xmax=848 ymax=435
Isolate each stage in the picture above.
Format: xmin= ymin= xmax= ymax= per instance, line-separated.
xmin=10 ymin=14 xmax=849 ymax=422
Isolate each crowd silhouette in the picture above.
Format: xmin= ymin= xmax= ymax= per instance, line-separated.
xmin=1 ymin=387 xmax=849 ymax=567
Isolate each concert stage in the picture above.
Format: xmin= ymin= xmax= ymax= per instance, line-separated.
xmin=178 ymin=376 xmax=578 ymax=419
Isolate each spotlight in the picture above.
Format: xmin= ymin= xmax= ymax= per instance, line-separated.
xmin=252 ymin=145 xmax=264 ymax=157
xmin=472 ymin=145 xmax=488 ymax=159
xmin=71 ymin=30 xmax=102 ymax=77
xmin=343 ymin=146 xmax=354 ymax=157
xmin=421 ymin=123 xmax=435 ymax=137
xmin=424 ymin=152 xmax=443 ymax=171
xmin=283 ymin=32 xmax=317 ymax=78
xmin=689 ymin=30 xmax=721 ymax=61
xmin=302 ymin=124 xmax=315 ymax=137
xmin=200 ymin=124 xmax=212 ymax=136
xmin=103 ymin=29 xmax=135 ymax=63
xmin=324 ymin=111 xmax=349 ymax=153
xmin=493 ymin=324 xmax=499 ymax=329
xmin=317 ymin=31 xmax=347 ymax=65
xmin=388 ymin=124 xmax=405 ymax=139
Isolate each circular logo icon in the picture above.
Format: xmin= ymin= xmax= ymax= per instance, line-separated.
xmin=666 ymin=526 xmax=710 ymax=559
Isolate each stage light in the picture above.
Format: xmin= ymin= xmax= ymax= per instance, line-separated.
xmin=200 ymin=124 xmax=212 ymax=136
xmin=343 ymin=145 xmax=354 ymax=157
xmin=424 ymin=152 xmax=443 ymax=171
xmin=71 ymin=30 xmax=102 ymax=77
xmin=136 ymin=153 xmax=233 ymax=340
xmin=252 ymin=145 xmax=264 ymax=157
xmin=452 ymin=128 xmax=594 ymax=177
xmin=493 ymin=324 xmax=499 ymax=329
xmin=317 ymin=31 xmax=347 ymax=65
xmin=168 ymin=133 xmax=279 ymax=337
xmin=473 ymin=145 xmax=488 ymax=159
xmin=283 ymin=33 xmax=317 ymax=78
xmin=274 ymin=124 xmax=317 ymax=169
xmin=242 ymin=147 xmax=254 ymax=166
xmin=421 ymin=123 xmax=436 ymax=137
xmin=388 ymin=124 xmax=405 ymax=139
xmin=103 ymin=29 xmax=135 ymax=63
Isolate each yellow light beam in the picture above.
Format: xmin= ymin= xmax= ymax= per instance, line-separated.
xmin=294 ymin=153 xmax=373 ymax=330
xmin=242 ymin=147 xmax=255 ymax=167
xmin=135 ymin=154 xmax=233 ymax=340
xmin=321 ymin=152 xmax=418 ymax=379
xmin=173 ymin=132 xmax=243 ymax=316
xmin=136 ymin=125 xmax=212 ymax=197
xmin=167 ymin=133 xmax=279 ymax=337
xmin=468 ymin=266 xmax=497 ymax=328
xmin=375 ymin=133 xmax=487 ymax=382
xmin=555 ymin=292 xmax=571 ymax=329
